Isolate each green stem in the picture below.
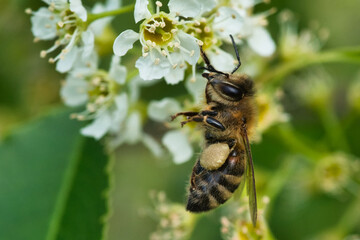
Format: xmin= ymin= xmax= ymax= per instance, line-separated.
xmin=274 ymin=124 xmax=325 ymax=161
xmin=87 ymin=4 xmax=135 ymax=23
xmin=257 ymin=46 xmax=360 ymax=85
xmin=315 ymin=105 xmax=350 ymax=152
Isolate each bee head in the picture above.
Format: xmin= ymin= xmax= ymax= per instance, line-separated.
xmin=203 ymin=72 xmax=254 ymax=103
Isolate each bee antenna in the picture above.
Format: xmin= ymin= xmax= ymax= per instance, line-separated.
xmin=200 ymin=46 xmax=229 ymax=77
xmin=230 ymin=34 xmax=241 ymax=74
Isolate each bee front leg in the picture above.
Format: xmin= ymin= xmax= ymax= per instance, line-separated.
xmin=171 ymin=111 xmax=199 ymax=121
xmin=181 ymin=115 xmax=225 ymax=131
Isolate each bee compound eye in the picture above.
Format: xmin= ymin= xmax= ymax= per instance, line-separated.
xmin=210 ymin=79 xmax=244 ymax=101
xmin=218 ymin=83 xmax=243 ymax=100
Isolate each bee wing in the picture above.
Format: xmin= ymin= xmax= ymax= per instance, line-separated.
xmin=241 ymin=127 xmax=257 ymax=227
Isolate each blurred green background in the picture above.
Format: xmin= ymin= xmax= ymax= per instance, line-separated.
xmin=1 ymin=0 xmax=360 ymax=240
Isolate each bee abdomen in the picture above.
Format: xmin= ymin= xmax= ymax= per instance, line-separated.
xmin=186 ymin=155 xmax=243 ymax=212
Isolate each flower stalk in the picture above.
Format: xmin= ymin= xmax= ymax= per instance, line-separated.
xmin=87 ymin=4 xmax=135 ymax=23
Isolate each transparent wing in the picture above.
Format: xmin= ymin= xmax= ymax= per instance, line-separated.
xmin=241 ymin=126 xmax=257 ymax=227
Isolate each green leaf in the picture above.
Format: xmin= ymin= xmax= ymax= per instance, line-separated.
xmin=0 ymin=109 xmax=110 ymax=240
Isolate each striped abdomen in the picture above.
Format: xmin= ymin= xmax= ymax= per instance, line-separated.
xmin=186 ymin=149 xmax=245 ymax=212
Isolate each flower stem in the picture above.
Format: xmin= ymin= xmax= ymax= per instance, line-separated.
xmin=274 ymin=124 xmax=325 ymax=161
xmin=315 ymin=104 xmax=350 ymax=152
xmin=87 ymin=4 xmax=135 ymax=23
xmin=257 ymin=46 xmax=360 ymax=85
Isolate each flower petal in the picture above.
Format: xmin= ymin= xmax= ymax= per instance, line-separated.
xmin=168 ymin=0 xmax=200 ymax=18
xmin=135 ymin=50 xmax=171 ymax=80
xmin=60 ymin=75 xmax=88 ymax=106
xmin=185 ymin=74 xmax=207 ymax=103
xmin=177 ymin=31 xmax=200 ymax=65
xmin=81 ymin=29 xmax=95 ymax=59
xmin=207 ymin=48 xmax=236 ymax=72
xmin=31 ymin=8 xmax=59 ymax=40
xmin=109 ymin=56 xmax=127 ymax=84
xmin=122 ymin=112 xmax=142 ymax=144
xmin=197 ymin=0 xmax=216 ymax=15
xmin=56 ymin=46 xmax=79 ymax=73
xmin=134 ymin=0 xmax=151 ymax=23
xmin=213 ymin=7 xmax=244 ymax=39
xmin=247 ymin=27 xmax=276 ymax=56
xmin=113 ymin=29 xmax=139 ymax=56
xmin=142 ymin=134 xmax=164 ymax=158
xmin=164 ymin=65 xmax=185 ymax=85
xmin=70 ymin=0 xmax=87 ymax=21
xmin=148 ymin=98 xmax=182 ymax=122
xmin=81 ymin=112 xmax=112 ymax=139
xmin=162 ymin=130 xmax=193 ymax=164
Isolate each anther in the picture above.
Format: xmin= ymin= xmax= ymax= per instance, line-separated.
xmin=160 ymin=22 xmax=166 ymax=28
xmin=155 ymin=1 xmax=163 ymax=7
xmin=143 ymin=45 xmax=149 ymax=51
xmin=194 ymin=20 xmax=201 ymax=26
xmin=25 ymin=8 xmax=32 ymax=14
xmin=197 ymin=40 xmax=204 ymax=46
xmin=204 ymin=26 xmax=211 ymax=33
xmin=189 ymin=50 xmax=195 ymax=57
xmin=143 ymin=52 xmax=149 ymax=57
xmin=171 ymin=29 xmax=177 ymax=33
xmin=174 ymin=42 xmax=180 ymax=48
xmin=49 ymin=58 xmax=55 ymax=63
xmin=172 ymin=64 xmax=178 ymax=69
xmin=57 ymin=21 xmax=64 ymax=28
xmin=161 ymin=50 xmax=167 ymax=56
xmin=154 ymin=58 xmax=160 ymax=65
xmin=40 ymin=50 xmax=47 ymax=58
xmin=154 ymin=21 xmax=160 ymax=27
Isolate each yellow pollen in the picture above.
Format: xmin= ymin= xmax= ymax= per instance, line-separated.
xmin=195 ymin=28 xmax=202 ymax=33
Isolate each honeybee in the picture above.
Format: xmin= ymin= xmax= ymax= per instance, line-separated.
xmin=171 ymin=35 xmax=258 ymax=226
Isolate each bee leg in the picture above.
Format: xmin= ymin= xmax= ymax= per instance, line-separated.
xmin=171 ymin=111 xmax=199 ymax=121
xmin=181 ymin=115 xmax=225 ymax=131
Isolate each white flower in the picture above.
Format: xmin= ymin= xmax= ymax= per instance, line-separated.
xmin=28 ymin=0 xmax=118 ymax=73
xmin=213 ymin=3 xmax=276 ymax=57
xmin=278 ymin=10 xmax=328 ymax=60
xmin=113 ymin=0 xmax=207 ymax=84
xmin=61 ymin=54 xmax=129 ymax=139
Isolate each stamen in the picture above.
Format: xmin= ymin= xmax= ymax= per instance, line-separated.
xmin=57 ymin=21 xmax=64 ymax=28
xmin=197 ymin=40 xmax=204 ymax=46
xmin=154 ymin=58 xmax=160 ymax=65
xmin=156 ymin=1 xmax=162 ymax=13
xmin=33 ymin=37 xmax=40 ymax=43
xmin=143 ymin=52 xmax=149 ymax=57
xmin=40 ymin=51 xmax=47 ymax=58
xmin=189 ymin=50 xmax=195 ymax=57
xmin=25 ymin=8 xmax=32 ymax=14
xmin=194 ymin=20 xmax=201 ymax=26
xmin=204 ymin=26 xmax=211 ymax=33
xmin=161 ymin=50 xmax=167 ymax=56
xmin=172 ymin=64 xmax=178 ymax=69
xmin=171 ymin=29 xmax=177 ymax=34
xmin=160 ymin=21 xmax=166 ymax=28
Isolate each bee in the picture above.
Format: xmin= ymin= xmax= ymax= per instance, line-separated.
xmin=171 ymin=35 xmax=258 ymax=226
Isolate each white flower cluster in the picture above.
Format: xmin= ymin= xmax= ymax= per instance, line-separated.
xmin=28 ymin=0 xmax=277 ymax=161
xmin=27 ymin=0 xmax=119 ymax=72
